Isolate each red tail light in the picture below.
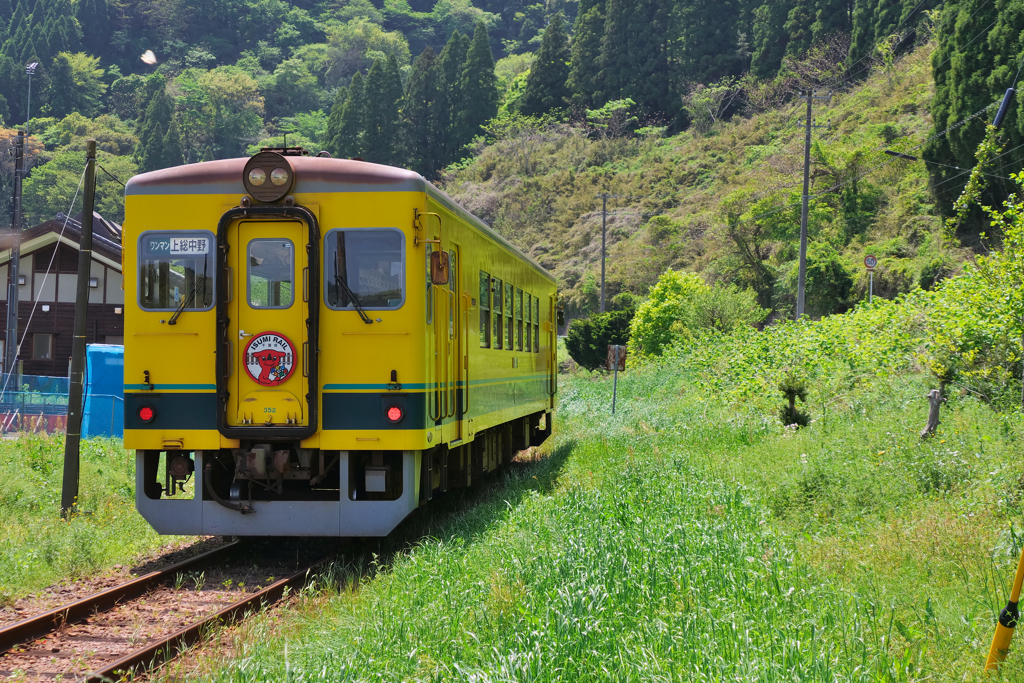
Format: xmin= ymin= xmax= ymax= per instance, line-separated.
xmin=138 ymin=405 xmax=156 ymax=422
xmin=386 ymin=405 xmax=403 ymax=423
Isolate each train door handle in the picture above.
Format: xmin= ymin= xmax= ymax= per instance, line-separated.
xmin=239 ymin=330 xmax=253 ymax=339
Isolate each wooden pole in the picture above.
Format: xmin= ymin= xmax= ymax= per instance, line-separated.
xmin=61 ymin=139 xmax=96 ymax=517
xmin=611 ymin=346 xmax=619 ymax=414
xmin=920 ymin=388 xmax=942 ymax=439
xmin=796 ymin=93 xmax=812 ymax=320
xmin=5 ymin=131 xmax=24 ymax=376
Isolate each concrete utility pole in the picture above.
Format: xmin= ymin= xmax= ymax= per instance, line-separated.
xmin=5 ymin=131 xmax=24 ymax=376
xmin=61 ymin=139 xmax=97 ymax=518
xmin=25 ymin=62 xmax=37 ymax=136
xmin=795 ymin=91 xmax=830 ymax=321
xmin=595 ymin=192 xmax=619 ymax=313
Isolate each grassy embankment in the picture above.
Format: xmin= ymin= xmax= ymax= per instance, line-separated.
xmin=0 ymin=436 xmax=172 ymax=605
xmin=166 ymin=298 xmax=1024 ymax=681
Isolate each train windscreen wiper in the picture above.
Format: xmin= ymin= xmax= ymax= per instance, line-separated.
xmin=334 ymin=261 xmax=373 ymax=324
xmin=168 ymin=261 xmax=206 ymax=325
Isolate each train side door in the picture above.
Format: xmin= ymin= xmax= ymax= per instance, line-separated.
xmin=548 ymin=293 xmax=557 ymax=406
xmin=449 ymin=244 xmax=464 ymax=443
xmin=429 ymin=243 xmax=464 ymax=443
xmin=226 ymin=220 xmax=309 ymax=427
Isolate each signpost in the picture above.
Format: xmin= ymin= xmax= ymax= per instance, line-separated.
xmin=607 ymin=344 xmax=626 ymax=414
xmin=864 ymin=254 xmax=877 ymax=303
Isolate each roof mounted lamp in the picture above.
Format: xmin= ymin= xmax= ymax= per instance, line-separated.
xmin=242 ymin=151 xmax=295 ymax=203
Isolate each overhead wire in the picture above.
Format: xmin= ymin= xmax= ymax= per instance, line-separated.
xmin=733 ymin=97 xmax=1009 ymax=228
xmin=97 ymin=165 xmax=125 ymax=188
xmin=699 ymin=5 xmax=1003 ymax=213
xmin=821 ymin=0 xmax=995 ymax=91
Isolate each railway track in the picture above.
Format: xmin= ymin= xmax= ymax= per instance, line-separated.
xmin=0 ymin=540 xmax=331 ymax=682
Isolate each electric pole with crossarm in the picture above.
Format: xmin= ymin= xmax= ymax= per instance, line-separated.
xmin=795 ymin=90 xmax=830 ymax=320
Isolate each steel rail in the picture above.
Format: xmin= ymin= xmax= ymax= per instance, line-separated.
xmin=0 ymin=541 xmax=238 ymax=654
xmin=82 ymin=559 xmax=324 ymax=683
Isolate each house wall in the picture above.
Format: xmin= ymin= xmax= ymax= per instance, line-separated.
xmin=0 ymin=243 xmax=125 ymax=376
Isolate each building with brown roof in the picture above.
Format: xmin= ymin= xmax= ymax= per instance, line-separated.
xmin=0 ymin=212 xmax=124 ymax=376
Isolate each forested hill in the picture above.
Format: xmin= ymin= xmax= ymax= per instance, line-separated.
xmin=0 ymin=0 xmax=1023 ymax=320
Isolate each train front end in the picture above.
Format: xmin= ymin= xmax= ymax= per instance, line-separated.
xmin=123 ymin=151 xmax=434 ymax=537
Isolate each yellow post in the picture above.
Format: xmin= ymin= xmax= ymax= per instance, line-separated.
xmin=986 ymin=544 xmax=1024 ymax=671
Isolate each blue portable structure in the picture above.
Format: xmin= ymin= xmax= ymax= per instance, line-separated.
xmin=82 ymin=344 xmax=124 ymax=438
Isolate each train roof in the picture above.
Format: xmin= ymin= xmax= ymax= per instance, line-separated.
xmin=126 ymin=157 xmax=554 ymax=283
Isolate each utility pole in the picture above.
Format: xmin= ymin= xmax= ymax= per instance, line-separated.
xmin=5 ymin=131 xmax=24 ymax=377
xmin=25 ymin=62 xmax=38 ymax=136
xmin=795 ymin=91 xmax=830 ymax=321
xmin=595 ymin=192 xmax=619 ymax=313
xmin=61 ymin=139 xmax=96 ymax=518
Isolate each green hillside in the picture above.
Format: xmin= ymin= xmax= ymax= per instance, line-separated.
xmin=445 ymin=44 xmax=968 ymax=320
xmin=1 ymin=0 xmax=1023 ymax=325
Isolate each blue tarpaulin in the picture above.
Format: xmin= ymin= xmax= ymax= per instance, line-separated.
xmin=82 ymin=344 xmax=124 ymax=438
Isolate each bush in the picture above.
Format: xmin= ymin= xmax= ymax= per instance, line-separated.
xmin=628 ymin=270 xmax=709 ymax=357
xmin=565 ymin=308 xmax=633 ymax=371
xmin=629 ymin=270 xmax=767 ymax=357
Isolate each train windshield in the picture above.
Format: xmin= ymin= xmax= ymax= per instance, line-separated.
xmin=138 ymin=231 xmax=215 ymax=311
xmin=325 ymin=229 xmax=404 ymax=309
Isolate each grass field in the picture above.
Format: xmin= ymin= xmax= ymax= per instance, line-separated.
xmin=166 ymin=356 xmax=1024 ymax=681
xmin=0 ymin=435 xmax=171 ymax=605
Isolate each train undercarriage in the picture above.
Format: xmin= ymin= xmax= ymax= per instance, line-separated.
xmin=136 ymin=412 xmax=551 ymax=537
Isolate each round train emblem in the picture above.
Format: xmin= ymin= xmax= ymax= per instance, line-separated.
xmin=244 ymin=332 xmax=297 ymax=386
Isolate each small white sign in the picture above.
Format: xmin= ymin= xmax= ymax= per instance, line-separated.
xmin=864 ymin=254 xmax=877 ymax=270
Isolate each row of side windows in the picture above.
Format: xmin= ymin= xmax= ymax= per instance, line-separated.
xmin=478 ymin=270 xmax=540 ymax=352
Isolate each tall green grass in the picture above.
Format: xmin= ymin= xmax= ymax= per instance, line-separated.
xmin=182 ymin=354 xmax=1024 ymax=681
xmin=0 ymin=435 xmax=170 ymax=603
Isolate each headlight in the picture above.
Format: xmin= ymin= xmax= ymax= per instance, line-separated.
xmin=270 ymin=168 xmax=289 ymax=186
xmin=248 ymin=168 xmax=267 ymax=186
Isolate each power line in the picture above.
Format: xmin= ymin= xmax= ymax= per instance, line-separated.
xmin=823 ymin=0 xmax=995 ymax=91
xmin=735 ymin=97 xmax=1006 ymax=230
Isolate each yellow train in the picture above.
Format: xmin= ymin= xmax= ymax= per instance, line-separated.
xmin=123 ymin=149 xmax=557 ymax=536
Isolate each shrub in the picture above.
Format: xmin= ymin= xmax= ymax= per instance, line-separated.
xmin=629 ymin=270 xmax=709 ymax=357
xmin=629 ymin=270 xmax=767 ymax=357
xmin=565 ymin=308 xmax=634 ymax=371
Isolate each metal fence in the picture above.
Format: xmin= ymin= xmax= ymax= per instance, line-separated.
xmin=0 ymin=373 xmax=70 ymax=434
xmin=0 ymin=373 xmax=70 ymax=415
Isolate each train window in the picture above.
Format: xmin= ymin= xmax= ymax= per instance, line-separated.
xmin=515 ymin=288 xmax=523 ymax=351
xmin=137 ymin=231 xmax=215 ymax=311
xmin=504 ymin=282 xmax=513 ymax=350
xmin=479 ymin=271 xmax=490 ymax=348
xmin=492 ymin=278 xmax=503 ymax=349
xmin=524 ymin=294 xmax=532 ymax=352
xmin=325 ymin=229 xmax=405 ymax=310
xmin=536 ymin=296 xmax=544 ymax=352
xmin=248 ymin=239 xmax=294 ymax=309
